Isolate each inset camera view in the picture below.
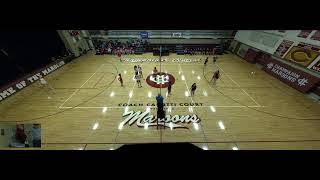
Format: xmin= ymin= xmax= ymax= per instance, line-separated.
xmin=0 ymin=124 xmax=41 ymax=148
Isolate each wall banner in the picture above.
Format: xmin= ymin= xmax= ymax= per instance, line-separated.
xmin=297 ymin=30 xmax=313 ymax=38
xmin=284 ymin=46 xmax=320 ymax=67
xmin=0 ymin=59 xmax=68 ymax=102
xmin=262 ymin=58 xmax=320 ymax=92
xmin=274 ymin=40 xmax=294 ymax=58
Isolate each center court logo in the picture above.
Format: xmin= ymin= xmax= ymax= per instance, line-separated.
xmin=120 ymin=110 xmax=201 ymax=129
xmin=146 ymin=72 xmax=175 ymax=88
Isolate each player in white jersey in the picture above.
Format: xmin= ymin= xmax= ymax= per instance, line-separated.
xmin=135 ymin=72 xmax=142 ymax=88
xmin=39 ymin=77 xmax=55 ymax=92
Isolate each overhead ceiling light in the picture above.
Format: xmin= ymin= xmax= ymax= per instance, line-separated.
xmin=210 ymin=106 xmax=216 ymax=112
xmin=188 ymin=106 xmax=193 ymax=113
xmin=124 ymin=70 xmax=127 ymax=74
xmin=192 ymin=70 xmax=195 ymax=74
xmin=193 ymin=123 xmax=199 ymax=131
xmin=169 ymin=122 xmax=173 ymax=130
xmin=124 ymin=106 xmax=129 ymax=113
xmin=197 ymin=75 xmax=201 ymax=80
xmin=178 ymin=71 xmax=181 ymax=75
xmin=92 ymin=122 xmax=99 ymax=130
xmin=129 ymin=91 xmax=133 ymax=98
xmin=181 ymin=75 xmax=185 ymax=81
xmin=218 ymin=121 xmax=225 ymax=130
xmin=203 ymin=90 xmax=208 ymax=97
xmin=146 ymin=106 xmax=151 ymax=113
xmin=144 ymin=123 xmax=149 ymax=130
xmin=232 ymin=147 xmax=239 ymax=150
xmin=202 ymin=145 xmax=208 ymax=150
xmin=185 ymin=91 xmax=189 ymax=97
xmin=102 ymin=107 xmax=108 ymax=113
xmin=109 ymin=148 xmax=114 ymax=150
xmin=118 ymin=122 xmax=124 ymax=130
xmin=148 ymin=91 xmax=152 ymax=98
xmin=110 ymin=91 xmax=115 ymax=97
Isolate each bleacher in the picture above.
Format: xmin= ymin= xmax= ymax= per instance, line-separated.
xmin=134 ymin=47 xmax=145 ymax=55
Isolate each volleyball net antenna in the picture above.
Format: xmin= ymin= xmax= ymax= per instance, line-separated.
xmin=157 ymin=45 xmax=162 ymax=130
xmin=156 ymin=44 xmax=167 ymax=133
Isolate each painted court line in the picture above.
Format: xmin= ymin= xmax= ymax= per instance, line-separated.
xmin=59 ymin=64 xmax=105 ymax=108
xmin=59 ymin=105 xmax=265 ymax=109
xmin=179 ymin=64 xmax=209 ymax=148
xmin=215 ymin=64 xmax=261 ymax=107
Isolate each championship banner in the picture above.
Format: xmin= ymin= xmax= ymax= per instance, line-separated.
xmin=0 ymin=59 xmax=68 ymax=102
xmin=284 ymin=46 xmax=320 ymax=67
xmin=244 ymin=48 xmax=259 ymax=63
xmin=274 ymin=40 xmax=294 ymax=58
xmin=310 ymin=30 xmax=320 ymax=41
xmin=262 ymin=58 xmax=320 ymax=93
xmin=297 ymin=30 xmax=313 ymax=38
xmin=297 ymin=42 xmax=320 ymax=51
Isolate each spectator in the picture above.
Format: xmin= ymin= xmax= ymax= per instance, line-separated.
xmin=15 ymin=124 xmax=27 ymax=145
xmin=32 ymin=124 xmax=41 ymax=147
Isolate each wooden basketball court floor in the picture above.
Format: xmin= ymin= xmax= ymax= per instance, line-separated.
xmin=1 ymin=51 xmax=320 ymax=150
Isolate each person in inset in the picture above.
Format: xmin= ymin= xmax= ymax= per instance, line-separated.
xmin=118 ymin=73 xmax=123 ymax=87
xmin=15 ymin=124 xmax=28 ymax=147
xmin=135 ymin=72 xmax=142 ymax=88
xmin=190 ymin=83 xmax=197 ymax=97
xmin=167 ymin=80 xmax=172 ymax=96
xmin=204 ymin=57 xmax=209 ymax=66
xmin=31 ymin=124 xmax=41 ymax=148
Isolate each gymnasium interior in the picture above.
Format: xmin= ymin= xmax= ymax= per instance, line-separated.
xmin=0 ymin=30 xmax=320 ymax=150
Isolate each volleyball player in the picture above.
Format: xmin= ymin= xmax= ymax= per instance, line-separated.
xmin=134 ymin=65 xmax=138 ymax=75
xmin=138 ymin=65 xmax=143 ymax=78
xmin=135 ymin=72 xmax=142 ymax=88
xmin=211 ymin=70 xmax=220 ymax=85
xmin=204 ymin=57 xmax=209 ymax=66
xmin=190 ymin=83 xmax=197 ymax=97
xmin=153 ymin=67 xmax=158 ymax=78
xmin=117 ymin=48 xmax=122 ymax=62
xmin=118 ymin=73 xmax=123 ymax=87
